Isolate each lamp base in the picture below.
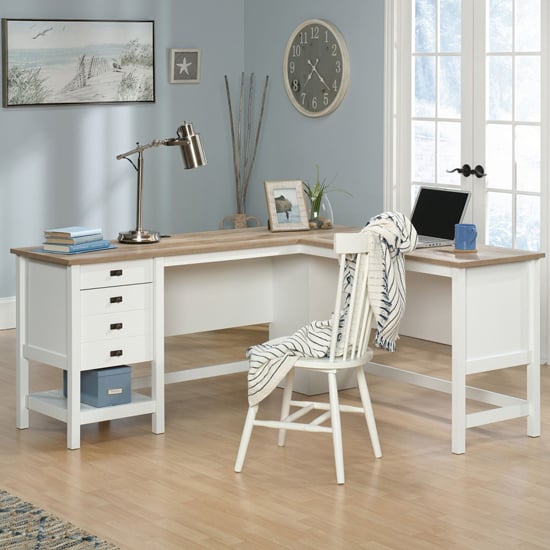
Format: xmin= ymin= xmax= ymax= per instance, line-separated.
xmin=118 ymin=229 xmax=160 ymax=244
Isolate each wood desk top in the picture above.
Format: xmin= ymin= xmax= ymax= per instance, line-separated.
xmin=11 ymin=226 xmax=544 ymax=268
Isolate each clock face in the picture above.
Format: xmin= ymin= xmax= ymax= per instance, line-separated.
xmin=283 ymin=19 xmax=349 ymax=117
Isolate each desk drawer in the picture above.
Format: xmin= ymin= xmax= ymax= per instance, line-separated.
xmin=81 ymin=335 xmax=152 ymax=370
xmin=81 ymin=284 xmax=152 ymax=316
xmin=81 ymin=310 xmax=152 ymax=342
xmin=80 ymin=260 xmax=153 ymax=289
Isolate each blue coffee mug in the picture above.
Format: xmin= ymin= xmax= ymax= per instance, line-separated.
xmin=454 ymin=223 xmax=477 ymax=251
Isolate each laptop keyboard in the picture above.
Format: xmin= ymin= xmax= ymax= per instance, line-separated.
xmin=417 ymin=236 xmax=454 ymax=248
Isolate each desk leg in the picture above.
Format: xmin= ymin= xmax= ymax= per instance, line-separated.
xmin=67 ymin=266 xmax=81 ymax=450
xmin=15 ymin=257 xmax=29 ymax=429
xmin=527 ymin=259 xmax=541 ymax=437
xmin=152 ymin=258 xmax=165 ymax=435
xmin=451 ymin=268 xmax=466 ymax=454
xmin=66 ymin=369 xmax=81 ymax=450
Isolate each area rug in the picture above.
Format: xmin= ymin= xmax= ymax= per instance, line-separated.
xmin=0 ymin=489 xmax=118 ymax=549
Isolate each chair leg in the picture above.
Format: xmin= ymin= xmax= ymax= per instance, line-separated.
xmin=234 ymin=404 xmax=259 ymax=473
xmin=328 ymin=371 xmax=345 ymax=484
xmin=278 ymin=368 xmax=295 ymax=447
xmin=356 ymin=366 xmax=382 ymax=458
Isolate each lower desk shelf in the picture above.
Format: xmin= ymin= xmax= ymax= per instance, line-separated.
xmin=27 ymin=390 xmax=156 ymax=425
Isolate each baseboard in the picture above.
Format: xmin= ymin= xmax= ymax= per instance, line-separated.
xmin=0 ymin=297 xmax=16 ymax=329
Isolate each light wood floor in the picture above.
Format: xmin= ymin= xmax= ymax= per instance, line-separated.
xmin=1 ymin=326 xmax=550 ymax=549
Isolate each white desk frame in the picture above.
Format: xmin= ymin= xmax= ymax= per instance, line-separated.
xmin=367 ymin=247 xmax=542 ymax=454
xmin=12 ymin=229 xmax=543 ymax=452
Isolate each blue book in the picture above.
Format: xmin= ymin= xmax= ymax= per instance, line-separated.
xmin=44 ymin=226 xmax=102 ymax=238
xmin=42 ymin=239 xmax=112 ymax=254
xmin=44 ymin=233 xmax=103 ymax=245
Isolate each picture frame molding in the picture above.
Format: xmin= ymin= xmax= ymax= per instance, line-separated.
xmin=264 ymin=179 xmax=310 ymax=232
xmin=1 ymin=18 xmax=155 ymax=107
xmin=169 ymin=48 xmax=200 ymax=84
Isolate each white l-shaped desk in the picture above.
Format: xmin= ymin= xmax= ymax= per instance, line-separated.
xmin=11 ymin=227 xmax=544 ymax=453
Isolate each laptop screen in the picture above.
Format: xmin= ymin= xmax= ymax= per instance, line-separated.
xmin=410 ymin=187 xmax=471 ymax=240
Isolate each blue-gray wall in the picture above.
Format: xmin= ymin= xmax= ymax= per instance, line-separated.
xmin=0 ymin=0 xmax=384 ymax=299
xmin=243 ymin=0 xmax=385 ymax=226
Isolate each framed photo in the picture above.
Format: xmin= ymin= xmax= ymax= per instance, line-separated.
xmin=264 ymin=180 xmax=310 ymax=232
xmin=1 ymin=18 xmax=155 ymax=107
xmin=169 ymin=48 xmax=200 ymax=83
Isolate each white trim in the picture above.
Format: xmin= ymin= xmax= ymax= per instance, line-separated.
xmin=0 ymin=297 xmax=16 ymax=329
xmin=543 ymin=0 xmax=550 ymax=364
xmin=383 ymin=0 xmax=396 ymax=211
xmin=384 ymin=0 xmax=412 ymax=214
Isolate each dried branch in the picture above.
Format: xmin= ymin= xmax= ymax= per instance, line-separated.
xmin=224 ymin=73 xmax=269 ymax=215
xmin=242 ymin=75 xmax=269 ymax=207
xmin=224 ymin=75 xmax=240 ymax=209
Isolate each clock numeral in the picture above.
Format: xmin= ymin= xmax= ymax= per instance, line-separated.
xmin=291 ymin=44 xmax=301 ymax=57
xmin=324 ymin=30 xmax=330 ymax=43
xmin=310 ymin=26 xmax=320 ymax=40
xmin=331 ymin=44 xmax=339 ymax=56
xmin=323 ymin=93 xmax=329 ymax=106
xmin=311 ymin=96 xmax=318 ymax=110
xmin=289 ymin=61 xmax=295 ymax=74
xmin=292 ymin=79 xmax=300 ymax=92
xmin=335 ymin=60 xmax=342 ymax=74
xmin=299 ymin=31 xmax=308 ymax=45
xmin=332 ymin=80 xmax=339 ymax=93
xmin=300 ymin=92 xmax=307 ymax=106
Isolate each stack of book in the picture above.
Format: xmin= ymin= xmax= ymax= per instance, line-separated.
xmin=43 ymin=226 xmax=111 ymax=254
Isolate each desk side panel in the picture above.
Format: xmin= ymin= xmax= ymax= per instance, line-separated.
xmin=26 ymin=261 xmax=68 ymax=363
xmin=465 ymin=262 xmax=530 ymax=363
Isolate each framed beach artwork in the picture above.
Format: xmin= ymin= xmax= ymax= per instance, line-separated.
xmin=169 ymin=49 xmax=200 ymax=83
xmin=264 ymin=180 xmax=310 ymax=232
xmin=1 ymin=19 xmax=155 ymax=107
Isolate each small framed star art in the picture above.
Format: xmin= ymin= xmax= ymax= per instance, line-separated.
xmin=169 ymin=48 xmax=200 ymax=83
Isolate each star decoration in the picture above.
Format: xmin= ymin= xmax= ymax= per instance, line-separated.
xmin=176 ymin=57 xmax=193 ymax=75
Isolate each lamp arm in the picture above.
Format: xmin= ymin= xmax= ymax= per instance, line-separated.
xmin=116 ymin=139 xmax=169 ymax=160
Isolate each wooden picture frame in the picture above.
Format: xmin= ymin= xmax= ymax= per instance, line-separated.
xmin=169 ymin=48 xmax=200 ymax=83
xmin=264 ymin=180 xmax=310 ymax=232
xmin=1 ymin=18 xmax=155 ymax=107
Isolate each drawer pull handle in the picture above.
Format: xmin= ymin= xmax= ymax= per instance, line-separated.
xmin=110 ymin=350 xmax=123 ymax=357
xmin=110 ymin=322 xmax=123 ymax=330
xmin=110 ymin=296 xmax=123 ymax=304
xmin=110 ymin=269 xmax=123 ymax=277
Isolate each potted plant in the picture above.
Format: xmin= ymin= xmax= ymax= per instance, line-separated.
xmin=303 ymin=165 xmax=351 ymax=229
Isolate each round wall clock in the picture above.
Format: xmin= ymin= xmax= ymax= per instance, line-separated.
xmin=283 ymin=19 xmax=350 ymax=117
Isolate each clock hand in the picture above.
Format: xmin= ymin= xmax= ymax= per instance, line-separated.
xmin=310 ymin=58 xmax=331 ymax=90
xmin=303 ymin=59 xmax=317 ymax=89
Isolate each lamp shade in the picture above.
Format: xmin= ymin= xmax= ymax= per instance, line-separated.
xmin=166 ymin=122 xmax=207 ymax=169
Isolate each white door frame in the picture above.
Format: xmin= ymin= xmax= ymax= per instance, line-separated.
xmin=384 ymin=0 xmax=549 ymax=362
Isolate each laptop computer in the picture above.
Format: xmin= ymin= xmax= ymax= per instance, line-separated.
xmin=411 ymin=187 xmax=471 ymax=248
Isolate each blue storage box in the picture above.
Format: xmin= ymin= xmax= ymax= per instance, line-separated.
xmin=63 ymin=365 xmax=132 ymax=407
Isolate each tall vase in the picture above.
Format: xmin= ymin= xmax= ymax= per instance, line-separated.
xmin=309 ymin=193 xmax=334 ymax=230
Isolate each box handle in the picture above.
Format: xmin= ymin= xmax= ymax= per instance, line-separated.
xmin=110 ymin=350 xmax=123 ymax=357
xmin=110 ymin=269 xmax=123 ymax=277
xmin=110 ymin=322 xmax=123 ymax=330
xmin=110 ymin=296 xmax=123 ymax=304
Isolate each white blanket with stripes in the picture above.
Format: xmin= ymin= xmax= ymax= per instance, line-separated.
xmin=363 ymin=211 xmax=417 ymax=351
xmin=246 ymin=212 xmax=417 ymax=406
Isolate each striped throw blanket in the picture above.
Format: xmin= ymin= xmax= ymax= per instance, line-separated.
xmin=362 ymin=211 xmax=417 ymax=351
xmin=246 ymin=213 xmax=417 ymax=406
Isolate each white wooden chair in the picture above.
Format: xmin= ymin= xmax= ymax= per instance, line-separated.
xmin=234 ymin=232 xmax=382 ymax=484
